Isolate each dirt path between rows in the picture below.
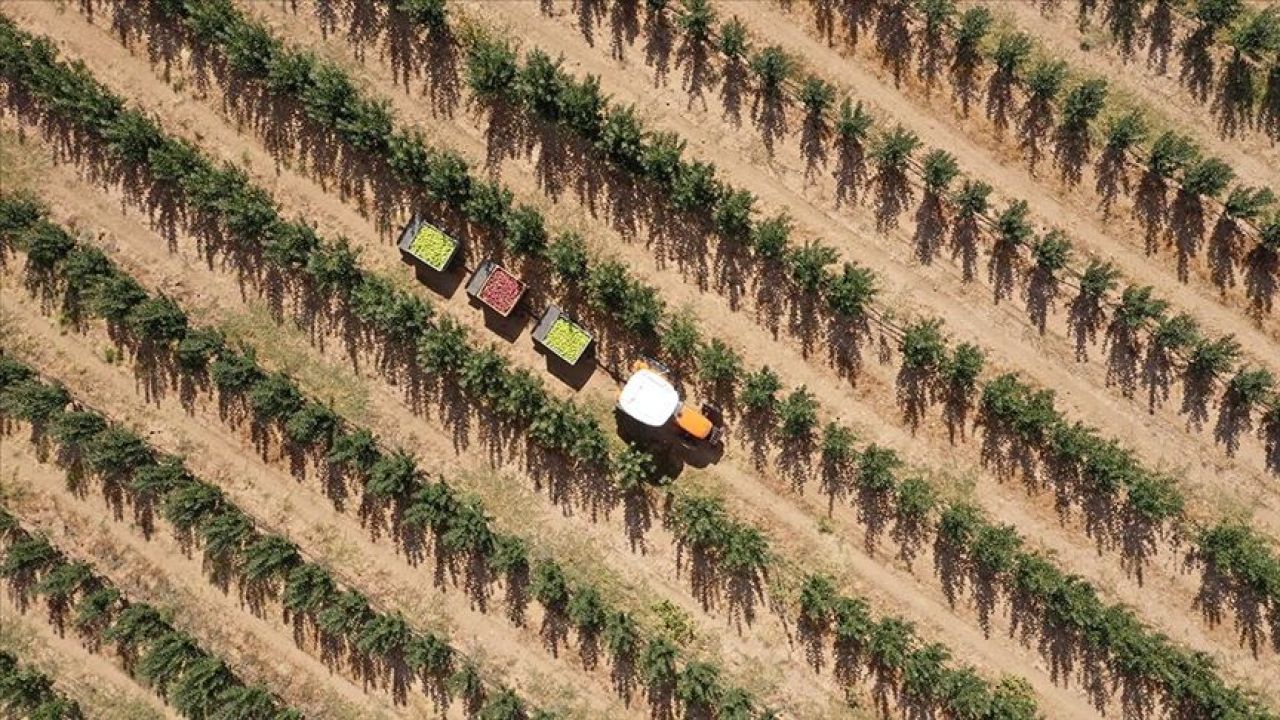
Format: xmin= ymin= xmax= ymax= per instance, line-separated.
xmin=15 ymin=0 xmax=1274 ymax=707
xmin=0 ymin=442 xmax=401 ymax=720
xmin=0 ymin=283 xmax=633 ymax=719
xmin=984 ymin=1 xmax=1280 ymax=167
xmin=0 ymin=585 xmax=175 ymax=720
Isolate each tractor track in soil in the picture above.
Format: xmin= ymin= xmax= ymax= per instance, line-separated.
xmin=5 ymin=2 xmax=1274 ymax=712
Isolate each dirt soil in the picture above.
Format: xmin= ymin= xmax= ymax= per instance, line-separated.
xmin=4 ymin=0 xmax=1280 ymax=716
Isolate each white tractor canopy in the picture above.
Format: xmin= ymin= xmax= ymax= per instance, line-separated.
xmin=618 ymin=369 xmax=680 ymax=427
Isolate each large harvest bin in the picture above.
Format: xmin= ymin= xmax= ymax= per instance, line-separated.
xmin=397 ymin=215 xmax=459 ymax=272
xmin=466 ymin=259 xmax=526 ymax=317
xmin=532 ymin=305 xmax=593 ymax=365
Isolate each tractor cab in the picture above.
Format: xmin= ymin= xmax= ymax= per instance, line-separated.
xmin=617 ymin=359 xmax=724 ymax=445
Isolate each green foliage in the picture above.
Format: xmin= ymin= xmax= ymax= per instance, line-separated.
xmin=991 ymin=32 xmax=1033 ymax=76
xmin=739 ymin=366 xmax=781 ymax=412
xmin=566 ymin=585 xmax=606 ymax=634
xmin=1193 ymin=0 xmax=1245 ymax=30
xmin=675 ymin=662 xmax=721 ymax=710
xmin=749 ymin=46 xmax=793 ymax=94
xmin=240 ymin=535 xmax=300 ymax=584
xmin=0 ymin=378 xmax=69 ymax=425
xmin=717 ymin=17 xmax=749 ymax=59
xmin=1230 ymin=7 xmax=1280 ymax=60
xmin=1104 ymin=110 xmax=1147 ymax=151
xmin=640 ymin=131 xmax=685 ymax=187
xmin=778 ymin=386 xmax=819 ymax=438
xmin=954 ymin=8 xmax=993 ymax=59
xmin=786 ymin=241 xmax=837 ymax=292
xmin=211 ymin=351 xmax=262 ymax=395
xmin=798 ymin=75 xmax=836 ymax=121
xmin=1187 ymin=335 xmax=1241 ymax=380
xmin=670 ymin=161 xmax=721 ymax=213
xmin=1147 ymin=131 xmax=1199 ymax=178
xmin=545 ymin=231 xmax=589 ymax=281
xmin=1227 ymin=367 xmax=1276 ymax=411
xmin=714 ymin=188 xmax=755 ymax=239
xmin=597 ymin=105 xmax=645 ymax=171
xmin=530 ymin=559 xmax=569 ymax=609
xmin=857 ymin=445 xmax=901 ymax=493
xmin=921 ymin=149 xmax=960 ymax=193
xmin=750 ymin=213 xmax=792 ymax=260
xmin=953 ymin=179 xmax=992 ymax=219
xmin=1222 ymin=185 xmax=1275 ymax=221
xmin=834 ymin=98 xmax=874 ymax=144
xmin=612 ymin=443 xmax=656 ymax=491
xmin=638 ymin=637 xmax=678 ymax=686
xmin=1181 ymin=157 xmax=1235 ymax=197
xmin=869 ymin=617 xmax=916 ymax=672
xmin=696 ymin=338 xmax=741 ymax=385
xmin=901 ymin=318 xmax=948 ymax=371
xmin=1152 ymin=313 xmax=1200 ymax=351
xmin=1114 ymin=285 xmax=1169 ymax=330
xmin=895 ymin=476 xmax=937 ymax=520
xmin=1059 ymin=78 xmax=1109 ymax=130
xmin=248 ymin=372 xmax=302 ymax=422
xmin=1078 ymin=259 xmax=1120 ymax=300
xmin=980 ymin=374 xmax=1060 ymax=441
xmin=397 ymin=0 xmax=447 ymax=30
xmin=1031 ymin=229 xmax=1072 ymax=274
xmin=466 ymin=35 xmax=517 ymax=99
xmin=1025 ymin=59 xmax=1068 ymax=101
xmin=677 ymin=0 xmax=716 ymax=42
xmin=916 ymin=0 xmax=957 ymax=36
xmin=367 ymin=449 xmax=417 ymax=500
xmin=820 ymin=423 xmax=857 ymax=466
xmin=504 ymin=204 xmax=547 ymax=255
xmin=870 ymin=125 xmax=921 ymax=174
xmin=995 ymin=200 xmax=1033 ymax=247
xmin=602 ymin=610 xmax=639 ymax=659
xmin=824 ymin=262 xmax=878 ymax=317
xmin=480 ymin=688 xmax=524 ymax=720
xmin=661 ymin=311 xmax=702 ymax=359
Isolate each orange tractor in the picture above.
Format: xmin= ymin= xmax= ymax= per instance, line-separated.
xmin=617 ymin=359 xmax=724 ymax=446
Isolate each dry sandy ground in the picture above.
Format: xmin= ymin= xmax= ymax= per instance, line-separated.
xmin=3 ymin=0 xmax=1278 ymax=715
